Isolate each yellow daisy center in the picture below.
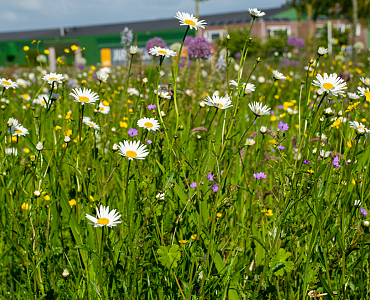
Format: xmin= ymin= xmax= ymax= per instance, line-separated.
xmin=184 ymin=19 xmax=196 ymax=26
xmin=247 ymin=142 xmax=252 ymax=145
xmin=99 ymin=107 xmax=105 ymax=111
xmin=14 ymin=130 xmax=22 ymax=134
xmin=41 ymin=100 xmax=46 ymax=105
xmin=97 ymin=218 xmax=109 ymax=225
xmin=79 ymin=96 xmax=90 ymax=102
xmin=23 ymin=94 xmax=29 ymax=99
xmin=241 ymin=84 xmax=246 ymax=88
xmin=2 ymin=80 xmax=11 ymax=85
xmin=364 ymin=91 xmax=370 ymax=101
xmin=158 ymin=50 xmax=167 ymax=55
xmin=215 ymin=103 xmax=223 ymax=108
xmin=49 ymin=77 xmax=57 ymax=81
xmin=144 ymin=122 xmax=153 ymax=128
xmin=126 ymin=150 xmax=137 ymax=158
xmin=323 ymin=82 xmax=334 ymax=90
xmin=88 ymin=122 xmax=95 ymax=127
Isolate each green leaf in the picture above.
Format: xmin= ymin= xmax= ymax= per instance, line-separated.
xmin=269 ymin=248 xmax=293 ymax=276
xmin=157 ymin=245 xmax=181 ymax=269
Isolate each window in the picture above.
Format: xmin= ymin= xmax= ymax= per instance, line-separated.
xmin=204 ymin=30 xmax=225 ymax=42
xmin=267 ymin=26 xmax=291 ymax=37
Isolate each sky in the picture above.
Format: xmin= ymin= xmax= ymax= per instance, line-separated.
xmin=0 ymin=0 xmax=286 ymax=33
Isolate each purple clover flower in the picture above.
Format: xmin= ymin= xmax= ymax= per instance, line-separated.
xmin=207 ymin=173 xmax=214 ymax=181
xmin=277 ymin=146 xmax=285 ymax=151
xmin=128 ymin=128 xmax=138 ymax=137
xmin=332 ymin=156 xmax=341 ymax=168
xmin=188 ymin=37 xmax=212 ymax=60
xmin=212 ymin=184 xmax=219 ymax=192
xmin=360 ymin=207 xmax=368 ymax=216
xmin=147 ymin=104 xmax=156 ymax=110
xmin=253 ymin=172 xmax=267 ymax=180
xmin=190 ymin=182 xmax=197 ymax=188
xmin=145 ymin=37 xmax=167 ymax=54
xmin=278 ymin=121 xmax=289 ymax=132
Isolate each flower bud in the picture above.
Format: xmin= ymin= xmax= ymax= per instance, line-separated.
xmin=362 ymin=220 xmax=370 ymax=227
xmin=34 ymin=190 xmax=41 ymax=198
xmin=36 ymin=142 xmax=43 ymax=151
xmin=64 ymin=136 xmax=71 ymax=143
xmin=62 ymin=269 xmax=70 ymax=278
xmin=130 ymin=45 xmax=138 ymax=55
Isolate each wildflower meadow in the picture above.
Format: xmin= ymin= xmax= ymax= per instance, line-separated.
xmin=1 ymin=8 xmax=370 ymax=300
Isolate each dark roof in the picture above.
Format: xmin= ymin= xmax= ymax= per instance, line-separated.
xmin=0 ymin=6 xmax=290 ymax=42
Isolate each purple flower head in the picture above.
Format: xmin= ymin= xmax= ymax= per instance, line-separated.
xmin=179 ymin=57 xmax=191 ymax=69
xmin=253 ymin=172 xmax=267 ymax=180
xmin=146 ymin=139 xmax=152 ymax=144
xmin=278 ymin=105 xmax=284 ymax=109
xmin=147 ymin=104 xmax=156 ymax=110
xmin=212 ymin=184 xmax=219 ymax=192
xmin=360 ymin=207 xmax=368 ymax=216
xmin=188 ymin=37 xmax=212 ymax=60
xmin=207 ymin=173 xmax=214 ymax=181
xmin=128 ymin=128 xmax=138 ymax=137
xmin=190 ymin=182 xmax=197 ymax=188
xmin=277 ymin=146 xmax=285 ymax=151
xmin=183 ymin=36 xmax=194 ymax=47
xmin=332 ymin=156 xmax=341 ymax=168
xmin=287 ymin=35 xmax=305 ymax=48
xmin=235 ymin=52 xmax=242 ymax=59
xmin=303 ymin=160 xmax=311 ymax=165
xmin=146 ymin=37 xmax=167 ymax=54
xmin=278 ymin=121 xmax=289 ymax=132
xmin=77 ymin=63 xmax=86 ymax=71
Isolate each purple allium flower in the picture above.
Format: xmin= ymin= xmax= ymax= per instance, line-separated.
xmin=360 ymin=207 xmax=368 ymax=216
xmin=278 ymin=121 xmax=289 ymax=132
xmin=332 ymin=156 xmax=341 ymax=168
xmin=77 ymin=63 xmax=85 ymax=71
xmin=128 ymin=128 xmax=138 ymax=137
xmin=190 ymin=182 xmax=197 ymax=188
xmin=147 ymin=104 xmax=156 ymax=110
xmin=207 ymin=173 xmax=214 ymax=181
xmin=145 ymin=37 xmax=167 ymax=54
xmin=253 ymin=172 xmax=267 ymax=180
xmin=188 ymin=37 xmax=212 ymax=60
xmin=146 ymin=139 xmax=152 ymax=144
xmin=303 ymin=160 xmax=311 ymax=165
xmin=183 ymin=36 xmax=194 ymax=47
xmin=212 ymin=184 xmax=219 ymax=192
xmin=277 ymin=146 xmax=285 ymax=151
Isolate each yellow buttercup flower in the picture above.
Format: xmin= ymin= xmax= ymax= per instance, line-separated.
xmin=23 ymin=46 xmax=29 ymax=51
xmin=216 ymin=213 xmax=222 ymax=218
xmin=179 ymin=240 xmax=188 ymax=244
xmin=347 ymin=140 xmax=353 ymax=148
xmin=44 ymin=195 xmax=50 ymax=201
xmin=345 ymin=101 xmax=360 ymax=113
xmin=71 ymin=45 xmax=79 ymax=52
xmin=331 ymin=118 xmax=342 ymax=129
xmin=89 ymin=195 xmax=94 ymax=202
xmin=120 ymin=121 xmax=128 ymax=128
xmin=191 ymin=234 xmax=197 ymax=240
xmin=65 ymin=129 xmax=72 ymax=136
xmin=21 ymin=203 xmax=29 ymax=210
xmin=69 ymin=199 xmax=77 ymax=207
xmin=266 ymin=209 xmax=273 ymax=216
xmin=55 ymin=126 xmax=62 ymax=131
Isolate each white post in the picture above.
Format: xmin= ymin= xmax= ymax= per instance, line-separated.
xmin=327 ymin=20 xmax=332 ymax=55
xmin=48 ymin=47 xmax=56 ymax=72
xmin=75 ymin=47 xmax=82 ymax=68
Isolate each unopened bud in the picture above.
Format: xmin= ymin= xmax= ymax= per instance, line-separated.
xmin=62 ymin=269 xmax=70 ymax=278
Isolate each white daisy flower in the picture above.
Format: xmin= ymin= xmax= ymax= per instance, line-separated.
xmin=357 ymin=86 xmax=370 ymax=101
xmin=317 ymin=47 xmax=329 ymax=56
xmin=10 ymin=125 xmax=29 ymax=137
xmin=33 ymin=94 xmax=49 ymax=108
xmin=100 ymin=67 xmax=111 ymax=74
xmin=230 ymin=80 xmax=256 ymax=93
xmin=323 ymin=107 xmax=334 ymax=116
xmin=96 ymin=69 xmax=109 ymax=83
xmin=347 ymin=92 xmax=360 ymax=100
xmin=7 ymin=117 xmax=19 ymax=127
xmin=0 ymin=78 xmax=18 ymax=89
xmin=272 ymin=70 xmax=286 ymax=80
xmin=83 ymin=117 xmax=100 ymax=130
xmin=174 ymin=12 xmax=207 ymax=30
xmin=360 ymin=77 xmax=370 ymax=86
xmin=42 ymin=73 xmax=64 ymax=84
xmin=130 ymin=45 xmax=138 ymax=55
xmin=155 ymin=89 xmax=171 ymax=99
xmin=260 ymin=125 xmax=267 ymax=133
xmin=85 ymin=205 xmax=122 ymax=228
xmin=98 ymin=103 xmax=110 ymax=114
xmin=204 ymin=95 xmax=232 ymax=110
xmin=20 ymin=94 xmax=31 ymax=101
xmin=149 ymin=46 xmax=177 ymax=58
xmin=137 ymin=117 xmax=160 ymax=131
xmin=127 ymin=88 xmax=139 ymax=96
xmin=287 ymin=107 xmax=298 ymax=115
xmin=156 ymin=193 xmax=165 ymax=200
xmin=248 ymin=8 xmax=266 ymax=18
xmin=312 ymin=73 xmax=347 ymax=96
xmin=349 ymin=121 xmax=365 ymax=130
xmin=70 ymin=88 xmax=99 ymax=105
xmin=117 ymin=140 xmax=149 ymax=160
xmin=248 ymin=102 xmax=271 ymax=116
xmin=245 ymin=138 xmax=255 ymax=146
